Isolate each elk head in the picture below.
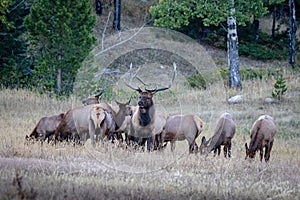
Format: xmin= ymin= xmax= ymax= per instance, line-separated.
xmin=82 ymin=90 xmax=104 ymax=105
xmin=245 ymin=143 xmax=256 ymax=159
xmin=200 ymin=136 xmax=211 ymax=155
xmin=125 ymin=62 xmax=177 ymax=113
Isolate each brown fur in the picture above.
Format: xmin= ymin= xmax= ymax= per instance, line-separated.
xmin=26 ymin=113 xmax=65 ymax=143
xmin=245 ymin=115 xmax=276 ymax=162
xmin=160 ymin=114 xmax=204 ymax=153
xmin=54 ymin=105 xmax=114 ymax=145
xmin=200 ymin=112 xmax=236 ymax=157
xmin=126 ymin=63 xmax=177 ymax=151
xmin=128 ymin=91 xmax=157 ymax=151
xmin=82 ymin=91 xmax=103 ymax=105
xmin=54 ymin=101 xmax=130 ymax=145
xmin=89 ymin=106 xmax=115 ymax=142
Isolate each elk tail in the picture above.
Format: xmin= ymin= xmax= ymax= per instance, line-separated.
xmin=193 ymin=116 xmax=204 ymax=138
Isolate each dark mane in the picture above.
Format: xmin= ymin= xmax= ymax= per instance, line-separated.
xmin=139 ymin=110 xmax=152 ymax=127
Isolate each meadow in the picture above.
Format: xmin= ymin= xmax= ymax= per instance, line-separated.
xmin=0 ymin=69 xmax=299 ymax=199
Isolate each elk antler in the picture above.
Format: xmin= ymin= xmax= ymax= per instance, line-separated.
xmin=145 ymin=62 xmax=177 ymax=93
xmin=125 ymin=63 xmax=143 ymax=93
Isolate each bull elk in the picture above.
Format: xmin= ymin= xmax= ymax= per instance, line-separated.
xmin=245 ymin=115 xmax=276 ymax=162
xmin=126 ymin=63 xmax=177 ymax=151
xmin=26 ymin=113 xmax=65 ymax=143
xmin=200 ymin=112 xmax=236 ymax=158
xmin=160 ymin=114 xmax=204 ymax=153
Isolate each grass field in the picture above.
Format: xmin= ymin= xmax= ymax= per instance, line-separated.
xmin=0 ymin=70 xmax=299 ymax=199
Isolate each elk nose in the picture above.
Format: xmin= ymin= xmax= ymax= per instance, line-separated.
xmin=138 ymin=101 xmax=143 ymax=106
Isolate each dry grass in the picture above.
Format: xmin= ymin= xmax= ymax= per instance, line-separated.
xmin=0 ymin=71 xmax=300 ymax=199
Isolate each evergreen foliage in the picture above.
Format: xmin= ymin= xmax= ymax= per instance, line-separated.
xmin=272 ymin=74 xmax=287 ymax=100
xmin=24 ymin=0 xmax=96 ymax=96
xmin=0 ymin=0 xmax=31 ymax=88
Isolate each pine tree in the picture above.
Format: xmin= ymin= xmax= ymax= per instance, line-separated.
xmin=0 ymin=0 xmax=31 ymax=88
xmin=24 ymin=0 xmax=96 ymax=96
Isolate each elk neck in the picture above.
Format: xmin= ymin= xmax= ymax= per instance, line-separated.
xmin=138 ymin=105 xmax=155 ymax=127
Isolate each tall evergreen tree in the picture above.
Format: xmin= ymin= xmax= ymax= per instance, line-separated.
xmin=0 ymin=0 xmax=31 ymax=88
xmin=24 ymin=0 xmax=96 ymax=96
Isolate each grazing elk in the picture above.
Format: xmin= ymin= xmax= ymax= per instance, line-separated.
xmin=54 ymin=100 xmax=131 ymax=146
xmin=82 ymin=91 xmax=103 ymax=105
xmin=26 ymin=113 xmax=65 ymax=143
xmin=160 ymin=114 xmax=204 ymax=153
xmin=126 ymin=63 xmax=177 ymax=151
xmin=200 ymin=112 xmax=236 ymax=158
xmin=245 ymin=115 xmax=276 ymax=162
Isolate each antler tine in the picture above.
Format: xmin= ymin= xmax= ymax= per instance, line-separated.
xmin=149 ymin=62 xmax=177 ymax=93
xmin=135 ymin=76 xmax=150 ymax=86
xmin=125 ymin=63 xmax=143 ymax=92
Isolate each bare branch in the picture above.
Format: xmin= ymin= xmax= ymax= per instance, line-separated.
xmin=95 ymin=23 xmax=147 ymax=57
xmin=102 ymin=11 xmax=112 ymax=51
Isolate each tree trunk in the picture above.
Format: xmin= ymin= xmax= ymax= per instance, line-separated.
xmin=253 ymin=18 xmax=259 ymax=41
xmin=57 ymin=53 xmax=62 ymax=95
xmin=113 ymin=0 xmax=121 ymax=30
xmin=95 ymin=0 xmax=102 ymax=15
xmin=289 ymin=0 xmax=297 ymax=66
xmin=272 ymin=5 xmax=276 ymax=38
xmin=227 ymin=2 xmax=242 ymax=90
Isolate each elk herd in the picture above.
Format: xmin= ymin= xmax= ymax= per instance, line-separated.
xmin=26 ymin=63 xmax=277 ymax=163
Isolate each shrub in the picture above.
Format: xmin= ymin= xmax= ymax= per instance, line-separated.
xmin=272 ymin=75 xmax=287 ymax=100
xmin=187 ymin=73 xmax=207 ymax=89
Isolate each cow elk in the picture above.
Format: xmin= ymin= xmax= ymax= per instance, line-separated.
xmin=245 ymin=115 xmax=276 ymax=162
xmin=82 ymin=91 xmax=103 ymax=105
xmin=160 ymin=114 xmax=204 ymax=153
xmin=54 ymin=100 xmax=131 ymax=146
xmin=200 ymin=112 xmax=236 ymax=158
xmin=26 ymin=113 xmax=65 ymax=143
xmin=126 ymin=63 xmax=177 ymax=151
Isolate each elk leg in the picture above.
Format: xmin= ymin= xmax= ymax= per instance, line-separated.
xmin=259 ymin=147 xmax=263 ymax=162
xmin=89 ymin=120 xmax=96 ymax=147
xmin=146 ymin=136 xmax=153 ymax=152
xmin=217 ymin=146 xmax=221 ymax=156
xmin=213 ymin=148 xmax=217 ymax=156
xmin=189 ymin=141 xmax=198 ymax=154
xmin=224 ymin=145 xmax=227 ymax=158
xmin=265 ymin=141 xmax=273 ymax=162
xmin=189 ymin=142 xmax=194 ymax=154
xmin=227 ymin=140 xmax=232 ymax=158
